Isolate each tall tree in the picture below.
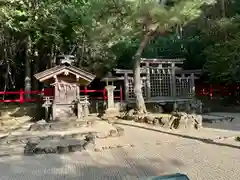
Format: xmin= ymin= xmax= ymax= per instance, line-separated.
xmin=111 ymin=0 xmax=216 ymax=114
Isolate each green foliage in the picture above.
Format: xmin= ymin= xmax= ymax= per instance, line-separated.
xmin=2 ymin=0 xmax=240 ymax=90
xmin=203 ymin=15 xmax=240 ymax=83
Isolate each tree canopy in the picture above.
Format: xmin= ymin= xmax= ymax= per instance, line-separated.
xmin=0 ymin=0 xmax=240 ymax=107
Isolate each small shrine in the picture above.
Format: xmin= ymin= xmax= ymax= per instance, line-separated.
xmin=34 ymin=55 xmax=95 ymax=121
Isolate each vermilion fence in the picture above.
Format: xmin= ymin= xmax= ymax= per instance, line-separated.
xmin=0 ymin=84 xmax=239 ymax=103
xmin=196 ymin=84 xmax=240 ymax=98
xmin=0 ymin=87 xmax=123 ymax=103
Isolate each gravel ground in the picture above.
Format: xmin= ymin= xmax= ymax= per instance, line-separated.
xmin=0 ymin=122 xmax=239 ymax=180
xmin=202 ymin=112 xmax=240 ymax=131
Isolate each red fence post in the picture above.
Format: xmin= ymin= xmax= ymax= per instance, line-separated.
xmin=120 ymin=86 xmax=123 ymax=103
xmin=19 ymin=88 xmax=24 ymax=104
xmin=103 ymin=88 xmax=107 ymax=101
xmin=84 ymin=86 xmax=88 ymax=96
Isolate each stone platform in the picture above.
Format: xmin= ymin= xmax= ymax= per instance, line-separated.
xmin=0 ymin=119 xmax=124 ymax=157
xmin=24 ymin=133 xmax=95 ymax=155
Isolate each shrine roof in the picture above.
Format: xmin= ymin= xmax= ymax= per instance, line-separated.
xmin=34 ymin=65 xmax=95 ymax=85
xmin=100 ymin=72 xmax=124 ymax=82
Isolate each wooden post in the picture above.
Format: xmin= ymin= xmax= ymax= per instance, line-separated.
xmin=120 ymin=86 xmax=123 ymax=104
xmin=103 ymin=88 xmax=107 ymax=101
xmin=19 ymin=88 xmax=24 ymax=104
xmin=171 ymin=63 xmax=176 ymax=97
xmin=124 ymin=73 xmax=129 ymax=102
xmin=52 ymin=101 xmax=56 ymax=121
xmin=145 ymin=62 xmax=151 ymax=100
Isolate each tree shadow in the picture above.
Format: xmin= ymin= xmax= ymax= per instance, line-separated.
xmin=0 ymin=103 xmax=44 ymax=121
xmin=114 ymin=122 xmax=240 ymax=150
xmin=0 ymin=148 xmax=185 ymax=180
xmin=201 ymin=112 xmax=240 ymax=131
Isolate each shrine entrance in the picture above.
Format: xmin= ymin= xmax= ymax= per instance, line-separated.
xmin=34 ymin=57 xmax=95 ymax=121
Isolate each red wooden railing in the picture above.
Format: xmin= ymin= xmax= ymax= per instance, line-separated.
xmin=0 ymin=84 xmax=239 ymax=103
xmin=0 ymin=87 xmax=123 ymax=103
xmin=0 ymin=89 xmax=42 ymax=103
xmin=195 ymin=84 xmax=240 ymax=99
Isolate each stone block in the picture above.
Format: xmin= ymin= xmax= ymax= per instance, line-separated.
xmin=69 ymin=144 xmax=83 ymax=152
xmin=57 ymin=146 xmax=69 ymax=154
xmin=83 ymin=141 xmax=95 ymax=151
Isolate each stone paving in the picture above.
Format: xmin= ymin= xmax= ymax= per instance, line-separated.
xmin=0 ymin=123 xmax=240 ymax=180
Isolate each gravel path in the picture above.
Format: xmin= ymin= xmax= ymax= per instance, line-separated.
xmin=0 ymin=124 xmax=239 ymax=180
xmin=203 ymin=112 xmax=240 ymax=131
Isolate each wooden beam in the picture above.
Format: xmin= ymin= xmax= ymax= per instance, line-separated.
xmin=115 ymin=68 xmax=202 ymax=75
xmin=141 ymin=58 xmax=185 ymax=63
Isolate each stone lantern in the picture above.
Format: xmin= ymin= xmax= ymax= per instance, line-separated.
xmin=101 ymin=72 xmax=121 ymax=120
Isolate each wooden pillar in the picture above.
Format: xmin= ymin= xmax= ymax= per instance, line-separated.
xmin=124 ymin=73 xmax=129 ymax=102
xmin=145 ymin=62 xmax=151 ymax=100
xmin=171 ymin=63 xmax=176 ymax=97
xmin=52 ymin=75 xmax=57 ymax=121
xmin=76 ymin=85 xmax=83 ymax=119
xmin=190 ymin=73 xmax=195 ymax=97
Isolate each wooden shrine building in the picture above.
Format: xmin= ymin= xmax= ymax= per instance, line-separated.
xmin=34 ymin=56 xmax=95 ymax=121
xmin=113 ymin=58 xmax=202 ymax=106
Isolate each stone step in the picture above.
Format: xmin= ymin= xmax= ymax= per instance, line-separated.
xmin=0 ymin=125 xmax=124 ymax=145
xmin=28 ymin=120 xmax=94 ymax=131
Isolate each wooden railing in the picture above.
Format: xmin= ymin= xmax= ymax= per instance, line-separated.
xmin=0 ymin=84 xmax=239 ymax=103
xmin=0 ymin=87 xmax=123 ymax=103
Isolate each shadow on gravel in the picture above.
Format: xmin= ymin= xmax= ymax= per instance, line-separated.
xmin=0 ymin=148 xmax=184 ymax=180
xmin=115 ymin=122 xmax=240 ymax=150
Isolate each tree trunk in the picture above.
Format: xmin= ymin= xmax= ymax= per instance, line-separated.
xmin=77 ymin=36 xmax=85 ymax=67
xmin=3 ymin=63 xmax=9 ymax=100
xmin=32 ymin=50 xmax=39 ymax=91
xmin=133 ymin=32 xmax=151 ymax=114
xmin=24 ymin=36 xmax=31 ymax=99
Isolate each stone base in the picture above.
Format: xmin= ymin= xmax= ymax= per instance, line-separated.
xmin=54 ymin=105 xmax=77 ymax=121
xmin=101 ymin=108 xmax=120 ymax=121
xmin=24 ymin=133 xmax=95 ymax=155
